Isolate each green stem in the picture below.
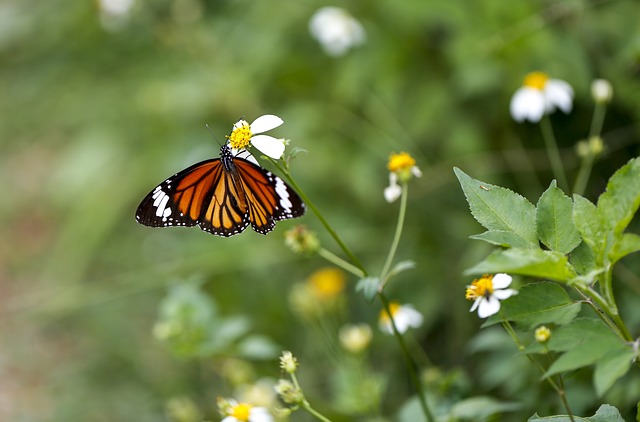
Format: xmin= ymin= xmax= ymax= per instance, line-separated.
xmin=269 ymin=158 xmax=367 ymax=277
xmin=378 ymin=292 xmax=434 ymax=422
xmin=290 ymin=372 xmax=332 ymax=422
xmin=501 ymin=321 xmax=574 ymax=419
xmin=317 ymin=247 xmax=365 ymax=278
xmin=573 ymin=102 xmax=607 ymax=196
xmin=380 ymin=183 xmax=408 ymax=287
xmin=540 ymin=115 xmax=569 ymax=192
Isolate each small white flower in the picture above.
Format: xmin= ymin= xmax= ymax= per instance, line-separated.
xmin=309 ymin=7 xmax=365 ymax=57
xmin=339 ymin=323 xmax=373 ymax=353
xmin=379 ymin=302 xmax=423 ymax=334
xmin=220 ymin=399 xmax=273 ymax=422
xmin=466 ymin=273 xmax=517 ymax=318
xmin=591 ymin=79 xmax=613 ymax=104
xmin=384 ymin=152 xmax=421 ymax=203
xmin=510 ymin=72 xmax=574 ymax=123
xmin=228 ymin=115 xmax=285 ymax=159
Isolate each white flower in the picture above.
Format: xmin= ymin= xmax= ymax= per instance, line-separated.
xmin=339 ymin=323 xmax=373 ymax=353
xmin=466 ymin=273 xmax=517 ymax=318
xmin=228 ymin=115 xmax=285 ymax=159
xmin=384 ymin=152 xmax=421 ymax=203
xmin=510 ymin=72 xmax=574 ymax=123
xmin=591 ymin=79 xmax=613 ymax=104
xmin=309 ymin=7 xmax=365 ymax=57
xmin=379 ymin=302 xmax=423 ymax=334
xmin=220 ymin=399 xmax=273 ymax=422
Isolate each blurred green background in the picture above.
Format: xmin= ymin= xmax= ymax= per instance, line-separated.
xmin=2 ymin=0 xmax=640 ymax=420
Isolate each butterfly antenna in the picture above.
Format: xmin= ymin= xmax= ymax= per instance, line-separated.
xmin=205 ymin=124 xmax=224 ymax=147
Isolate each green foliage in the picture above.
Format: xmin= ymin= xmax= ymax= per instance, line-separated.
xmin=536 ymin=181 xmax=581 ymax=254
xmin=528 ymin=404 xmax=625 ymax=421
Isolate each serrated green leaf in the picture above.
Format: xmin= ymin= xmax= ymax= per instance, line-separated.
xmin=536 ymin=181 xmax=581 ymax=254
xmin=594 ymin=347 xmax=635 ymax=396
xmin=572 ymin=194 xmax=607 ymax=264
xmin=486 ymin=282 xmax=580 ymax=329
xmin=544 ymin=318 xmax=625 ymax=378
xmin=597 ymin=157 xmax=640 ymax=236
xmin=610 ymin=233 xmax=640 ymax=264
xmin=470 ymin=230 xmax=535 ymax=248
xmin=464 ymin=248 xmax=577 ymax=281
xmin=355 ymin=277 xmax=379 ymax=302
xmin=569 ymin=242 xmax=597 ymax=278
xmin=454 ymin=168 xmax=537 ymax=248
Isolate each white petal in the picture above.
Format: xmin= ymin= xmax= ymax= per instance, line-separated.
xmin=251 ymin=135 xmax=285 ymax=159
xmin=250 ymin=115 xmax=283 ymax=134
xmin=249 ymin=407 xmax=274 ymax=422
xmin=545 ymin=79 xmax=574 ymax=114
xmin=392 ymin=306 xmax=423 ymax=333
xmin=221 ymin=417 xmax=236 ymax=422
xmin=411 ymin=166 xmax=422 ymax=178
xmin=233 ymin=118 xmax=249 ymax=130
xmin=492 ymin=273 xmax=512 ymax=289
xmin=510 ymin=87 xmax=545 ymax=123
xmin=384 ymin=184 xmax=401 ymax=203
xmin=493 ymin=288 xmax=517 ymax=300
xmin=469 ymin=298 xmax=481 ymax=313
xmin=477 ymin=296 xmax=501 ymax=318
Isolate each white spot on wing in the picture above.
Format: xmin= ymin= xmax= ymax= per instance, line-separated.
xmin=274 ymin=177 xmax=293 ymax=211
xmin=155 ymin=194 xmax=170 ymax=217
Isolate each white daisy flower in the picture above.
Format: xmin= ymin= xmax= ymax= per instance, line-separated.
xmin=379 ymin=302 xmax=423 ymax=334
xmin=384 ymin=152 xmax=421 ymax=203
xmin=591 ymin=78 xmax=613 ymax=104
xmin=466 ymin=273 xmax=517 ymax=318
xmin=309 ymin=7 xmax=365 ymax=57
xmin=228 ymin=115 xmax=285 ymax=159
xmin=219 ymin=399 xmax=273 ymax=422
xmin=510 ymin=72 xmax=574 ymax=123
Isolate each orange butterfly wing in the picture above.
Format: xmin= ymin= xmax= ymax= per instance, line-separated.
xmin=135 ymin=146 xmax=304 ymax=237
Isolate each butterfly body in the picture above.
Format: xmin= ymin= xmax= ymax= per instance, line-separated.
xmin=136 ymin=145 xmax=305 ymax=237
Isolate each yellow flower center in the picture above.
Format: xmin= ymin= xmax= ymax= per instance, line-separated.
xmin=387 ymin=152 xmax=416 ymax=173
xmin=308 ymin=267 xmax=346 ymax=299
xmin=535 ymin=326 xmax=551 ymax=343
xmin=379 ymin=302 xmax=401 ymax=324
xmin=523 ymin=71 xmax=549 ymax=90
xmin=465 ymin=275 xmax=494 ymax=300
xmin=228 ymin=120 xmax=252 ymax=150
xmin=229 ymin=402 xmax=252 ymax=421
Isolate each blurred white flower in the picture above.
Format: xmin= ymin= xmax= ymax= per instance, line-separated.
xmin=98 ymin=0 xmax=134 ymax=31
xmin=591 ymin=78 xmax=613 ymax=104
xmin=219 ymin=398 xmax=273 ymax=422
xmin=510 ymin=72 xmax=573 ymax=123
xmin=466 ymin=273 xmax=517 ymax=318
xmin=379 ymin=302 xmax=423 ymax=334
xmin=309 ymin=7 xmax=365 ymax=57
xmin=228 ymin=115 xmax=285 ymax=159
xmin=339 ymin=323 xmax=373 ymax=353
xmin=384 ymin=152 xmax=421 ymax=203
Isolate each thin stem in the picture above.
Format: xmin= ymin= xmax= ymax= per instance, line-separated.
xmin=317 ymin=247 xmax=365 ymax=278
xmin=540 ymin=115 xmax=569 ymax=192
xmin=290 ymin=372 xmax=332 ymax=422
xmin=380 ymin=183 xmax=408 ymax=286
xmin=501 ymin=321 xmax=574 ymax=419
xmin=269 ymin=158 xmax=367 ymax=277
xmin=378 ymin=292 xmax=434 ymax=422
xmin=573 ymin=102 xmax=607 ymax=196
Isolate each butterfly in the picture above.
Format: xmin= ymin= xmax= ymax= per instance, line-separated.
xmin=135 ymin=144 xmax=305 ymax=237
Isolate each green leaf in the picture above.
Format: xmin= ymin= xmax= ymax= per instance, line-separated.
xmin=610 ymin=233 xmax=640 ymax=264
xmin=470 ymin=230 xmax=535 ymax=248
xmin=528 ymin=404 xmax=624 ymax=421
xmin=387 ymin=260 xmax=416 ymax=278
xmin=597 ymin=157 xmax=640 ymax=236
xmin=464 ymin=248 xmax=577 ymax=281
xmin=450 ymin=396 xmax=521 ymax=419
xmin=536 ymin=181 xmax=581 ymax=254
xmin=544 ymin=318 xmax=626 ymax=378
xmin=454 ymin=168 xmax=538 ymax=248
xmin=594 ymin=347 xmax=635 ymax=396
xmin=572 ymin=194 xmax=607 ymax=264
xmin=356 ymin=277 xmax=379 ymax=302
xmin=486 ymin=282 xmax=580 ymax=329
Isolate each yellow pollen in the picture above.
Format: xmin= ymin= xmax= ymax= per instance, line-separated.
xmin=379 ymin=302 xmax=401 ymax=324
xmin=229 ymin=402 xmax=252 ymax=421
xmin=228 ymin=121 xmax=252 ymax=150
xmin=308 ymin=268 xmax=346 ymax=299
xmin=387 ymin=152 xmax=416 ymax=173
xmin=523 ymin=71 xmax=549 ymax=90
xmin=465 ymin=275 xmax=494 ymax=301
